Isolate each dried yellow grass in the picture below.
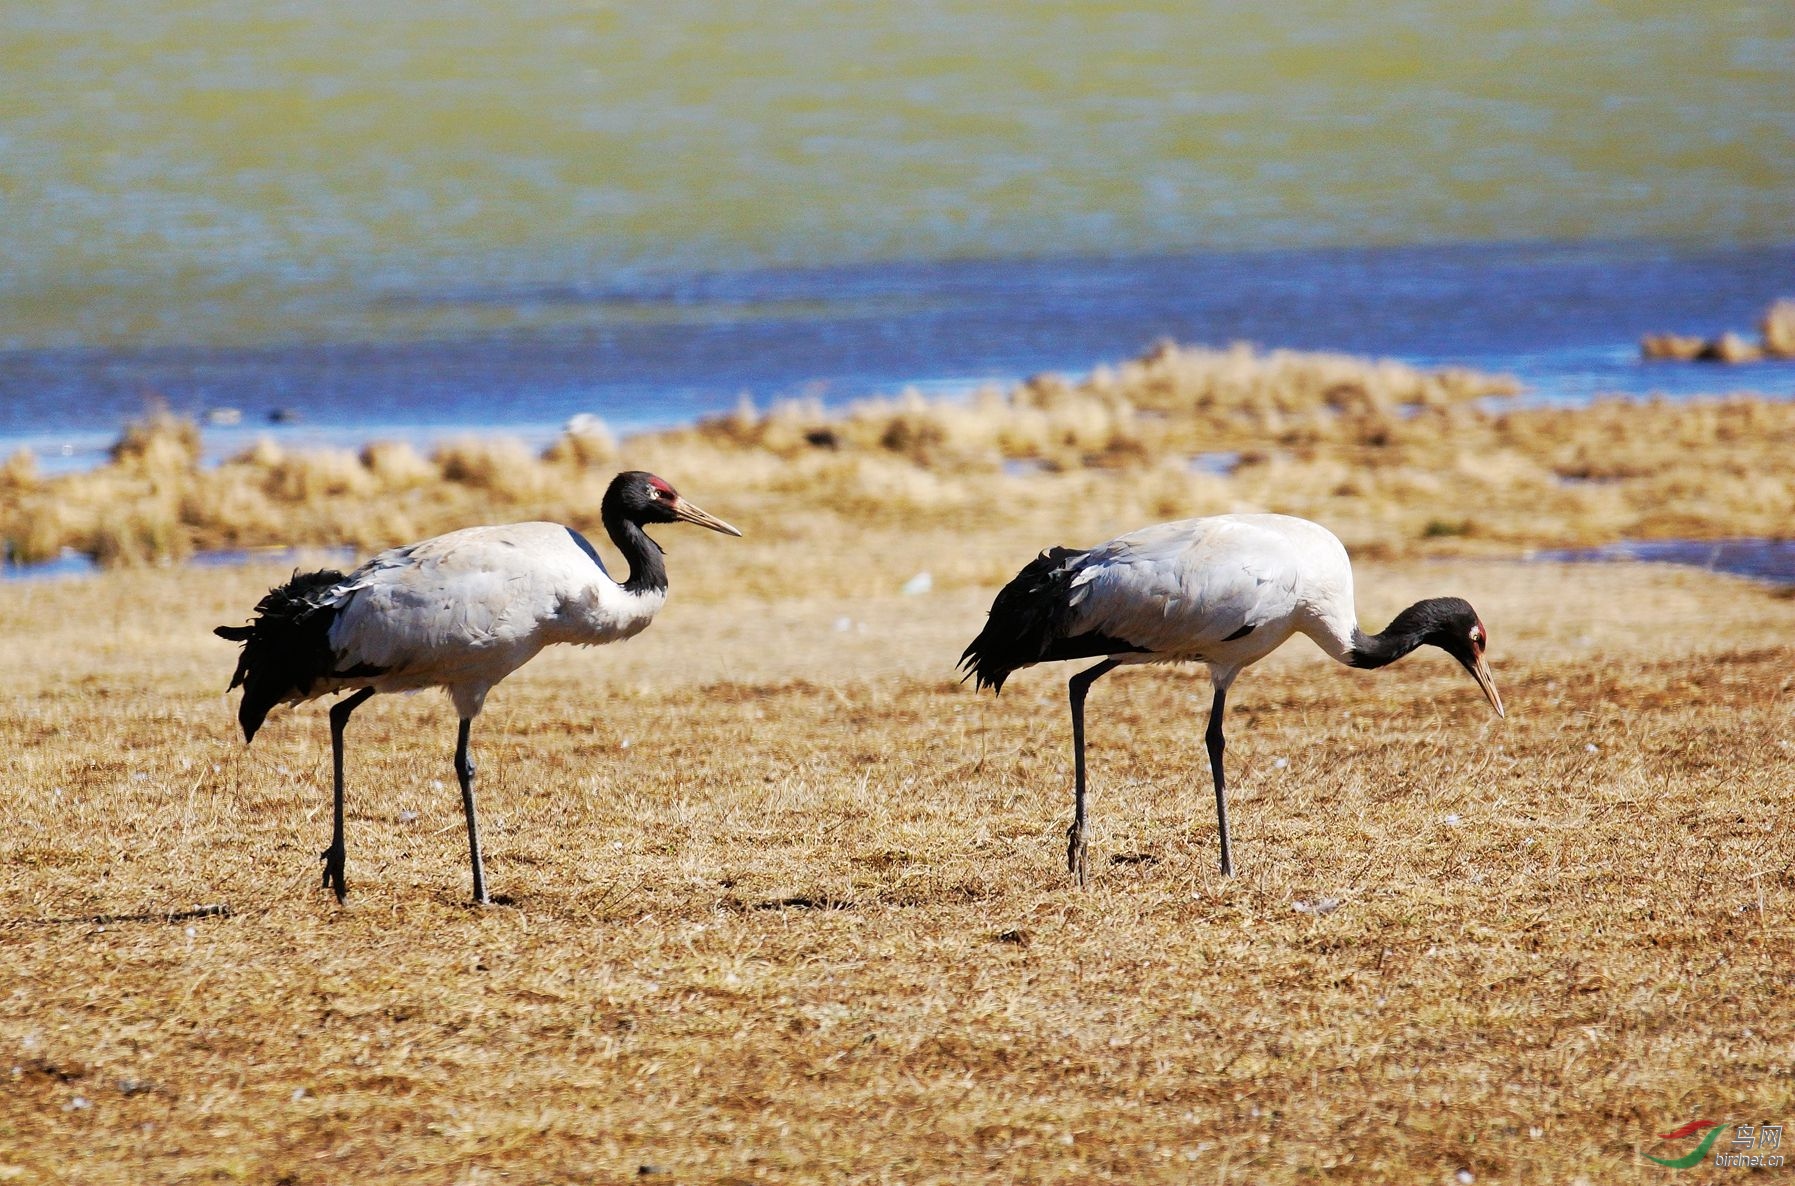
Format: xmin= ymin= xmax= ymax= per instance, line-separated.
xmin=7 ymin=339 xmax=1787 ymax=1177
xmin=4 ymin=340 xmax=1790 ymax=1182
xmin=0 ymin=544 xmax=1790 ymax=1183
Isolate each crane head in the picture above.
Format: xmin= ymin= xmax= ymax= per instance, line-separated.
xmin=1429 ymin=600 xmax=1504 ymax=719
xmin=605 ymin=471 xmax=743 ymax=537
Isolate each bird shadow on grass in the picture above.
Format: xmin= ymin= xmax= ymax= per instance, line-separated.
xmin=4 ymin=902 xmax=235 ymax=929
xmin=459 ymin=877 xmax=654 ymax=923
xmin=751 ymin=893 xmax=858 ymax=911
xmin=450 ymin=893 xmax=521 ymax=910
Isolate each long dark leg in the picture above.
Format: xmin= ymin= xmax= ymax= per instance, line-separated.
xmin=1205 ymin=685 xmax=1233 ymax=876
xmin=1066 ymin=659 xmax=1121 ymax=886
xmin=455 ymin=718 xmax=489 ymax=905
xmin=324 ymin=688 xmax=377 ymax=903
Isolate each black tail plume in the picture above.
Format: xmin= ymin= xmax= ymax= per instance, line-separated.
xmin=959 ymin=547 xmax=1092 ymax=693
xmin=213 ymin=569 xmax=351 ymax=743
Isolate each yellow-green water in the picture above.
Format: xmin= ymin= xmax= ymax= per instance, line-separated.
xmin=3 ymin=0 xmax=1791 ymax=350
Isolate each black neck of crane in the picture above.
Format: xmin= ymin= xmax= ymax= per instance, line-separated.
xmin=1345 ymin=598 xmax=1462 ymax=670
xmin=603 ymin=512 xmax=668 ymax=595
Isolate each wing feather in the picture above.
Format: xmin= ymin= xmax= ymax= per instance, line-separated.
xmin=326 ymin=526 xmax=572 ymax=677
xmin=1067 ymin=518 xmax=1304 ymax=656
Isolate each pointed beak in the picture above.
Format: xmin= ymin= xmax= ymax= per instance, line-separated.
xmin=671 ymin=496 xmax=742 ymax=537
xmin=1467 ymin=651 xmax=1504 ymax=718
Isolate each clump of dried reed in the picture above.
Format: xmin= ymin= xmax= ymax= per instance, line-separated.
xmin=0 ymin=418 xmax=615 ymax=565
xmin=541 ymin=418 xmax=618 ymax=469
xmin=678 ymin=342 xmax=1520 ymax=471
xmin=108 ymin=409 xmax=201 ymax=470
xmin=359 ymin=440 xmax=437 ymax=489
xmin=1764 ymin=299 xmax=1795 ymax=357
xmin=1642 ymin=296 xmax=1795 ymax=362
xmin=0 ymin=450 xmax=37 ymax=491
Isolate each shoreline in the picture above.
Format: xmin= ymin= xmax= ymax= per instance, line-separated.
xmin=7 ymin=344 xmax=1795 ymax=484
xmin=5 ymin=337 xmax=1795 ymax=580
xmin=0 ymin=375 xmax=1017 ymax=480
xmin=8 ymin=242 xmax=1795 ymax=461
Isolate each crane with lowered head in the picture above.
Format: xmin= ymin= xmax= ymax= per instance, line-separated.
xmin=961 ymin=512 xmax=1504 ymax=882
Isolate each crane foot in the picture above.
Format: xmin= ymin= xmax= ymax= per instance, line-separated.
xmin=1066 ymin=823 xmax=1089 ymax=887
xmin=320 ymin=845 xmax=348 ymax=903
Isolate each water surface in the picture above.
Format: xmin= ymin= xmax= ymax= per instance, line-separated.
xmin=5 ymin=243 xmax=1794 ymax=473
xmin=1537 ymin=539 xmax=1795 ymax=586
xmin=3 ymin=1 xmax=1791 ymax=456
xmin=6 ymin=0 xmax=1790 ymax=350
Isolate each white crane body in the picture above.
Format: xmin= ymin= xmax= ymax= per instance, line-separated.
xmin=961 ymin=512 xmax=1503 ymax=881
xmin=1055 ymin=515 xmax=1360 ymax=680
xmin=318 ymin=523 xmax=668 ymax=717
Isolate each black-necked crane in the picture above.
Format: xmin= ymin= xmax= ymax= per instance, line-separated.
xmin=214 ymin=471 xmax=740 ymax=905
xmin=960 ymin=513 xmax=1504 ymax=883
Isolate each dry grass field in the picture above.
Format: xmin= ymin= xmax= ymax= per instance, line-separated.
xmin=2 ymin=474 xmax=1793 ymax=1182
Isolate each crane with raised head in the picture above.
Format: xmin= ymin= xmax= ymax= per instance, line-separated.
xmin=960 ymin=513 xmax=1504 ymax=882
xmin=215 ymin=470 xmax=740 ymax=904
